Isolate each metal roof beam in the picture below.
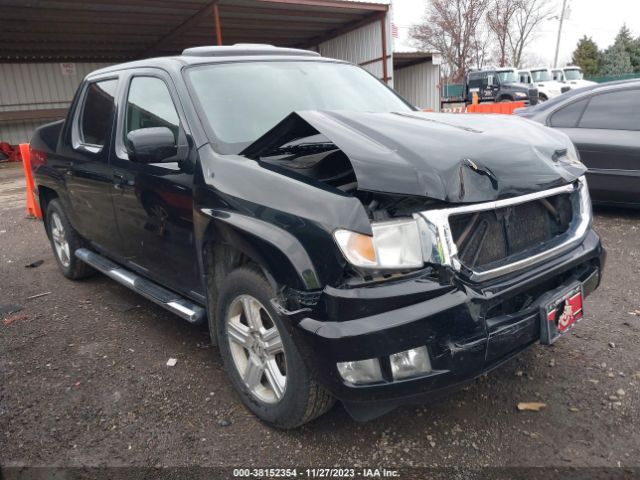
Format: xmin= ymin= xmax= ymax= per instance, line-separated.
xmin=144 ymin=1 xmax=220 ymax=56
xmin=252 ymin=0 xmax=388 ymax=11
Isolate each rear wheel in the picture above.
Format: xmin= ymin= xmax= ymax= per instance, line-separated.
xmin=46 ymin=199 xmax=94 ymax=280
xmin=215 ymin=266 xmax=334 ymax=428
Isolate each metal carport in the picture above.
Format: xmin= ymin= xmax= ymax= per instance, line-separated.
xmin=0 ymin=0 xmax=439 ymax=145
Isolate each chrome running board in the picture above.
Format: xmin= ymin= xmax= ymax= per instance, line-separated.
xmin=75 ymin=248 xmax=206 ymax=324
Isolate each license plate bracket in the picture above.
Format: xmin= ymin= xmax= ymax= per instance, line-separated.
xmin=539 ymin=282 xmax=584 ymax=345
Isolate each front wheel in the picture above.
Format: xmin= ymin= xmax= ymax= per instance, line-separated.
xmin=215 ymin=266 xmax=334 ymax=428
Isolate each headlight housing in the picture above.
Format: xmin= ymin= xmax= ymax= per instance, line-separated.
xmin=514 ymin=91 xmax=528 ymax=98
xmin=334 ymin=218 xmax=423 ymax=270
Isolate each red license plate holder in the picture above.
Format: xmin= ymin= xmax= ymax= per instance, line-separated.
xmin=540 ymin=283 xmax=584 ymax=345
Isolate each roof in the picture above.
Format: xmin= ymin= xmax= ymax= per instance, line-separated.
xmin=87 ymin=44 xmax=342 ymax=77
xmin=2 ymin=0 xmax=389 ymax=63
xmin=392 ymin=51 xmax=437 ymax=70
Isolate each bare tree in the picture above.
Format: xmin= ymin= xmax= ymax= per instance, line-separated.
xmin=508 ymin=0 xmax=554 ymax=67
xmin=471 ymin=26 xmax=492 ymax=69
xmin=410 ymin=0 xmax=490 ymax=81
xmin=485 ymin=0 xmax=520 ymax=66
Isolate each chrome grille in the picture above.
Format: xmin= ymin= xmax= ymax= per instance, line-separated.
xmin=414 ymin=177 xmax=591 ymax=282
xmin=448 ymin=193 xmax=573 ymax=270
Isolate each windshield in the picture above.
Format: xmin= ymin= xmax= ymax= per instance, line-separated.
xmin=187 ymin=61 xmax=413 ymax=153
xmin=497 ymin=71 xmax=519 ymax=83
xmin=564 ymin=69 xmax=584 ymax=80
xmin=531 ymin=70 xmax=552 ymax=82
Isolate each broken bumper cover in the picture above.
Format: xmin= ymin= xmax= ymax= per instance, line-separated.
xmin=288 ymin=229 xmax=604 ymax=418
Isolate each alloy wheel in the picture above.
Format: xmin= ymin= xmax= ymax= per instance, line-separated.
xmin=226 ymin=294 xmax=287 ymax=404
xmin=50 ymin=212 xmax=71 ymax=267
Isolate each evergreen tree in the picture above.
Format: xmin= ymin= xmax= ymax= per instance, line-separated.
xmin=629 ymin=37 xmax=640 ymax=72
xmin=571 ymin=36 xmax=600 ymax=76
xmin=612 ymin=24 xmax=640 ymax=72
xmin=600 ymin=40 xmax=633 ymax=76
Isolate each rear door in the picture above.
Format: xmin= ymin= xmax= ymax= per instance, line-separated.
xmin=62 ymin=76 xmax=121 ymax=253
xmin=110 ymin=70 xmax=202 ymax=299
xmin=550 ymin=88 xmax=640 ymax=205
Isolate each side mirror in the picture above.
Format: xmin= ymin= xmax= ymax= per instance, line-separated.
xmin=126 ymin=127 xmax=177 ymax=163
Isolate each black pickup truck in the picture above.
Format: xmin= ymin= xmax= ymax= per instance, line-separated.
xmin=30 ymin=45 xmax=604 ymax=428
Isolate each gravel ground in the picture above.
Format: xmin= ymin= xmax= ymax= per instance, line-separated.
xmin=1 ymin=161 xmax=639 ymax=469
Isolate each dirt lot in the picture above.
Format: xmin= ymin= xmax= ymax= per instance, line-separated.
xmin=1 ymin=161 xmax=639 ymax=470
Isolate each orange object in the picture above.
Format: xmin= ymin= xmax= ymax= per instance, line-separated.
xmin=465 ymin=101 xmax=525 ymax=115
xmin=472 ymin=91 xmax=479 ymax=105
xmin=19 ymin=143 xmax=43 ymax=219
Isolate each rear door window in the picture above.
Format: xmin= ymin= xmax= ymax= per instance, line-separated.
xmin=578 ymin=89 xmax=640 ymax=131
xmin=549 ymin=98 xmax=588 ymax=128
xmin=79 ymin=79 xmax=118 ymax=146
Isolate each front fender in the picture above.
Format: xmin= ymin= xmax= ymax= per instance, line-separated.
xmin=199 ymin=208 xmax=321 ymax=291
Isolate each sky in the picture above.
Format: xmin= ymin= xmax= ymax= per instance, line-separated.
xmin=391 ymin=0 xmax=640 ymax=67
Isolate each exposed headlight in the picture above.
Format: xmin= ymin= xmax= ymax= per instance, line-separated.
xmin=514 ymin=91 xmax=528 ymax=98
xmin=337 ymin=358 xmax=383 ymax=385
xmin=334 ymin=219 xmax=423 ymax=270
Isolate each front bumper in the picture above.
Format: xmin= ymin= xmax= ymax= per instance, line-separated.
xmin=285 ymin=229 xmax=604 ymax=418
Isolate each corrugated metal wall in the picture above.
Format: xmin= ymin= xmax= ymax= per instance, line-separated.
xmin=394 ymin=62 xmax=440 ymax=111
xmin=316 ymin=15 xmax=393 ymax=87
xmin=0 ymin=62 xmax=111 ymax=144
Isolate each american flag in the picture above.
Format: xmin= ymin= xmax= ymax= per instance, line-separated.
xmin=391 ymin=22 xmax=398 ymax=38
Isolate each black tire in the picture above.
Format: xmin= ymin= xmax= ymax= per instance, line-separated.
xmin=539 ymin=93 xmax=548 ymax=102
xmin=215 ymin=266 xmax=334 ymax=429
xmin=46 ymin=199 xmax=95 ymax=280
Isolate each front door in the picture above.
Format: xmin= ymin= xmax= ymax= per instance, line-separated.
xmin=110 ymin=72 xmax=202 ymax=299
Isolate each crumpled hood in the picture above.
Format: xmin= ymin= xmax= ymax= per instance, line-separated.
xmin=243 ymin=110 xmax=586 ymax=203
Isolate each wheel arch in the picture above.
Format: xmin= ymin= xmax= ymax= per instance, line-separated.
xmin=198 ymin=210 xmax=321 ymax=342
xmin=497 ymin=94 xmax=514 ymax=102
xmin=38 ymin=186 xmax=59 ymax=235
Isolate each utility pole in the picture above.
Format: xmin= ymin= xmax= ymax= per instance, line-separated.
xmin=553 ymin=0 xmax=568 ymax=68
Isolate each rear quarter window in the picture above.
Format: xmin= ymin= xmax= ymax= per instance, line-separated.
xmin=549 ymin=98 xmax=588 ymax=128
xmin=79 ymin=79 xmax=118 ymax=146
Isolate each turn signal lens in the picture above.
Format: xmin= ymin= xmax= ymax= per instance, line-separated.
xmin=334 ymin=231 xmax=377 ymax=266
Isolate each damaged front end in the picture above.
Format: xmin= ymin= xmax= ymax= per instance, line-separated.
xmin=204 ymin=109 xmax=603 ymax=420
xmin=241 ymin=109 xmax=589 ymax=285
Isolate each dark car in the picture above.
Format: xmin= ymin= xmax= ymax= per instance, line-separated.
xmin=30 ymin=45 xmax=604 ymax=428
xmin=515 ymin=80 xmax=640 ymax=208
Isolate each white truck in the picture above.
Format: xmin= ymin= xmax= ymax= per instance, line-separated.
xmin=526 ymin=67 xmax=571 ymax=101
xmin=551 ymin=66 xmax=597 ymax=89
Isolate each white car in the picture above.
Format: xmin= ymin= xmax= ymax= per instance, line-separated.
xmin=528 ymin=67 xmax=570 ymax=101
xmin=552 ymin=66 xmax=597 ymax=89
